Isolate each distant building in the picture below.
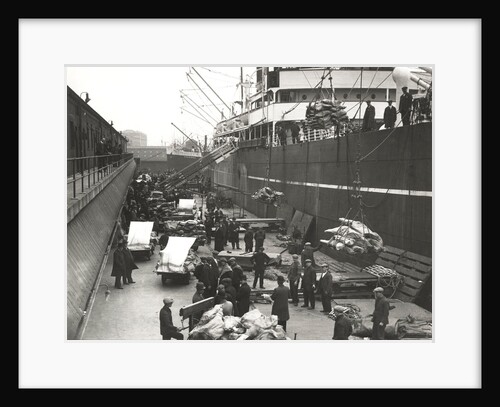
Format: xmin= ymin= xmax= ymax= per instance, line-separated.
xmin=122 ymin=130 xmax=148 ymax=147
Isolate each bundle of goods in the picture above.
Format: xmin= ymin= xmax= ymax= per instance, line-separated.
xmin=164 ymin=220 xmax=207 ymax=246
xmin=276 ymin=234 xmax=292 ymax=242
xmin=184 ymin=249 xmax=203 ymax=273
xmin=188 ymin=307 xmax=288 ymax=340
xmin=321 ymin=218 xmax=384 ymax=254
xmin=304 ymin=99 xmax=349 ymax=130
xmin=363 ymin=264 xmax=405 ymax=294
xmin=350 ymin=314 xmax=432 ymax=340
xmin=327 ymin=303 xmax=362 ymax=324
xmin=251 ymin=186 xmax=285 ymax=207
xmin=394 ymin=315 xmax=432 ymax=339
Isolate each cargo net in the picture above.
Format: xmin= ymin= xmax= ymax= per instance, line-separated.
xmin=305 ymin=99 xmax=349 ymax=130
xmin=363 ymin=264 xmax=405 ymax=297
xmin=321 ymin=217 xmax=385 ymax=254
xmin=251 ymin=186 xmax=285 ymax=207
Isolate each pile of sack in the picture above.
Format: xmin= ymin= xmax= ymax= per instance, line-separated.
xmin=251 ymin=186 xmax=285 ymax=207
xmin=304 ymin=99 xmax=349 ymax=130
xmin=321 ymin=217 xmax=384 ymax=254
xmin=164 ymin=220 xmax=207 ymax=246
xmin=188 ymin=307 xmax=288 ymax=340
xmin=350 ymin=314 xmax=432 ymax=340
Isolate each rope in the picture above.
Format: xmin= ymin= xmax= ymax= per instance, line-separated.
xmin=343 ymin=71 xmax=394 ymax=116
xmin=358 ymin=110 xmax=410 ymax=161
xmin=282 ymin=68 xmax=334 ymax=118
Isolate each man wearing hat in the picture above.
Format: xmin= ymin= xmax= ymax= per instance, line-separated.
xmin=217 ymin=258 xmax=233 ymax=285
xmin=301 ymin=258 xmax=317 ymax=310
xmin=287 ymin=254 xmax=301 ymax=306
xmin=111 ymin=240 xmax=127 ymax=289
xmin=271 ymin=275 xmax=290 ymax=331
xmin=371 ymin=287 xmax=390 ymax=340
xmin=251 ymin=246 xmax=270 ymax=289
xmin=398 ymin=86 xmax=413 ymax=126
xmin=228 ymin=257 xmax=244 ymax=291
xmin=332 ymin=306 xmax=353 ymax=340
xmin=235 ymin=274 xmax=251 ymax=316
xmin=300 ymin=241 xmax=321 ymax=268
xmin=317 ymin=263 xmax=333 ymax=313
xmin=384 ymin=99 xmax=397 ymax=129
xmin=159 ymin=298 xmax=183 ymax=340
xmin=362 ymin=99 xmax=376 ymax=132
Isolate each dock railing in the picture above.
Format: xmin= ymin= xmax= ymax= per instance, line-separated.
xmin=67 ymin=153 xmax=134 ymax=199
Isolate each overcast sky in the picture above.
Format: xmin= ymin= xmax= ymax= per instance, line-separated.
xmin=66 ymin=66 xmax=254 ymax=146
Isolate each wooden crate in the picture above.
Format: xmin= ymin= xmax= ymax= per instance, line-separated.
xmin=374 ymin=246 xmax=432 ymax=303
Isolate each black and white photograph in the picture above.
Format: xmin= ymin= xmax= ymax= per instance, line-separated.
xmin=66 ymin=65 xmax=433 ymax=342
xmin=20 ymin=19 xmax=481 ymax=389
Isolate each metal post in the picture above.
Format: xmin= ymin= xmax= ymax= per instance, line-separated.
xmin=73 ymin=159 xmax=76 ymax=198
xmin=93 ymin=156 xmax=96 ymax=185
xmin=88 ymin=157 xmax=91 ymax=188
xmin=81 ymin=158 xmax=84 ymax=193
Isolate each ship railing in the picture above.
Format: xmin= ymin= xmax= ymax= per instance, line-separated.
xmin=67 ymin=153 xmax=134 ymax=200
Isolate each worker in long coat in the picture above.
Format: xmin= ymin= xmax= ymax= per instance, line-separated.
xmin=371 ymin=287 xmax=390 ymax=340
xmin=271 ymin=275 xmax=290 ymax=331
xmin=235 ymin=274 xmax=251 ymax=317
xmin=111 ymin=241 xmax=127 ymax=289
xmin=317 ymin=263 xmax=333 ymax=313
xmin=362 ymin=100 xmax=376 ymax=131
xmin=213 ymin=222 xmax=225 ymax=252
xmin=301 ymin=259 xmax=317 ymax=310
xmin=300 ymin=242 xmax=321 ymax=268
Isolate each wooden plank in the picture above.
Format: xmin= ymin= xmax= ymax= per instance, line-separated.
xmin=405 ymin=251 xmax=432 ymax=265
xmin=378 ymin=252 xmax=401 ymax=263
xmin=398 ymin=257 xmax=432 ymax=273
xmin=398 ymin=285 xmax=420 ymax=298
xmin=393 ymin=292 xmax=414 ymax=303
xmin=384 ymin=245 xmax=405 ymax=256
xmin=375 ymin=258 xmax=397 ymax=270
xmin=179 ymin=297 xmax=215 ymax=318
xmin=401 ymin=278 xmax=424 ymax=290
xmin=394 ymin=265 xmax=430 ymax=281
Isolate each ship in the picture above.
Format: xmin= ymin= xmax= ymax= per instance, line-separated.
xmin=203 ymin=66 xmax=433 ymax=309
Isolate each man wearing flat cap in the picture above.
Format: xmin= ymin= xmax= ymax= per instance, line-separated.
xmin=217 ymin=257 xmax=233 ymax=285
xmin=159 ymin=298 xmax=183 ymax=340
xmin=287 ymin=254 xmax=301 ymax=306
xmin=399 ymin=86 xmax=413 ymax=126
xmin=332 ymin=306 xmax=353 ymax=340
xmin=371 ymin=287 xmax=390 ymax=340
xmin=228 ymin=257 xmax=244 ymax=292
xmin=300 ymin=241 xmax=321 ymax=268
xmin=301 ymin=259 xmax=317 ymax=310
xmin=317 ymin=263 xmax=333 ymax=314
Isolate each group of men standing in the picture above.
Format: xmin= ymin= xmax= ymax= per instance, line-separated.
xmin=362 ymin=86 xmax=415 ymax=131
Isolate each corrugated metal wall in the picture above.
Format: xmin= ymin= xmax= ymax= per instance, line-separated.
xmin=67 ymin=160 xmax=136 ymax=340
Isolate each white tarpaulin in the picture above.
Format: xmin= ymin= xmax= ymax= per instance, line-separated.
xmin=128 ymin=221 xmax=154 ymax=246
xmin=178 ymin=199 xmax=195 ymax=210
xmin=158 ymin=236 xmax=196 ymax=273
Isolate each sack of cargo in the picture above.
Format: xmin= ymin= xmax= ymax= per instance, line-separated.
xmin=240 ymin=309 xmax=264 ymax=329
xmin=197 ymin=304 xmax=223 ymax=326
xmin=223 ymin=316 xmax=242 ymax=332
xmin=189 ymin=313 xmax=225 ymax=340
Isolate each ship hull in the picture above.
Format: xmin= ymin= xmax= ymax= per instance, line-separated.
xmin=208 ymin=122 xmax=432 ymax=258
